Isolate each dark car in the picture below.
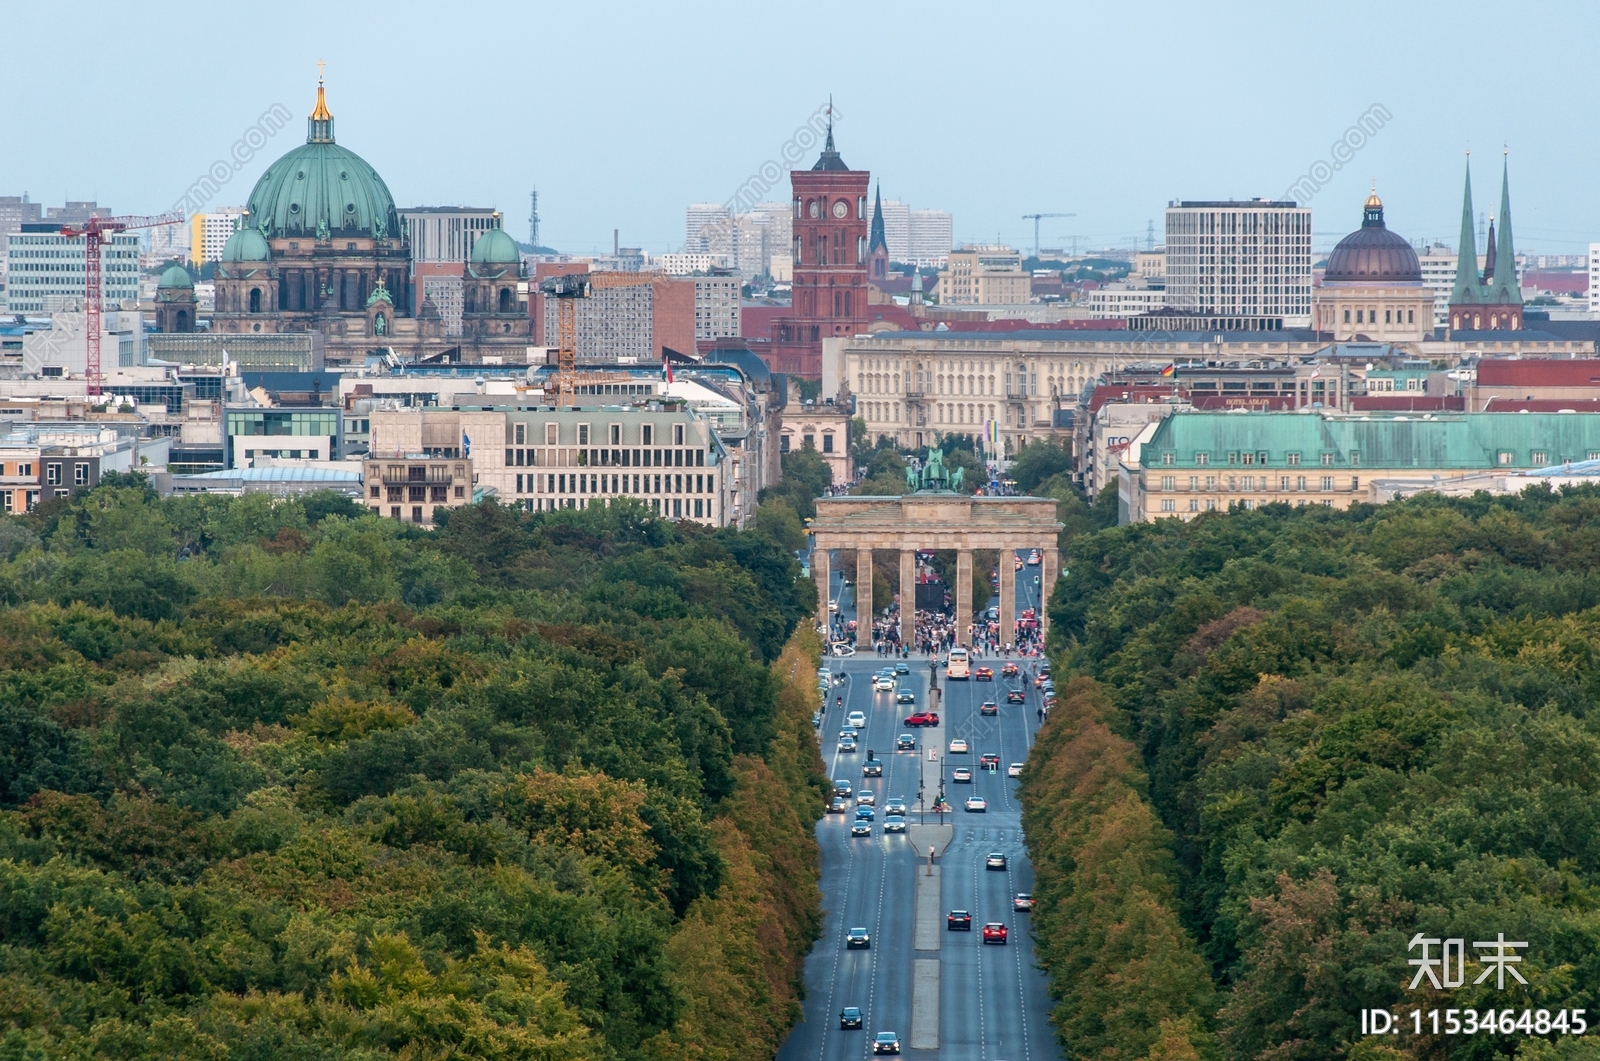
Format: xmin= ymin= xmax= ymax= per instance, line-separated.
xmin=980 ymin=753 xmax=1000 ymax=769
xmin=896 ymin=688 xmax=917 ymax=705
xmin=846 ymin=927 xmax=870 ymax=949
xmin=947 ymin=910 xmax=972 ymax=930
xmin=833 ymin=779 xmax=853 ymax=797
xmin=840 ymin=1007 xmax=863 ymax=1029
xmin=828 ymin=796 xmax=848 ymax=814
xmin=1006 ymin=687 xmax=1027 ymax=704
xmin=874 ymin=1032 xmax=901 ymax=1055
xmin=896 ymin=733 xmax=916 ymax=750
xmin=855 ymin=806 xmax=874 ymax=820
xmin=980 ymin=700 xmax=998 ymax=716
xmin=863 ymin=758 xmax=883 ymax=777
xmin=986 ymin=851 xmax=1007 ymax=870
xmin=850 ymin=820 xmax=871 ymax=837
xmin=904 ymin=711 xmax=940 ymax=727
xmin=894 ymin=662 xmax=910 ymax=675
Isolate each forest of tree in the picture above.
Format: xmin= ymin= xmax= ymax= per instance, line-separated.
xmin=1025 ymin=487 xmax=1600 ymax=1061
xmin=0 ymin=480 xmax=828 ymax=1061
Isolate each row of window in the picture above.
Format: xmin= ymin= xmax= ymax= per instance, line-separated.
xmin=1166 ymin=449 xmax=1600 ymax=469
xmin=505 ymin=447 xmax=705 ymax=469
xmin=1157 ymin=474 xmax=1358 ymax=492
xmin=1159 ymin=498 xmax=1335 ymax=513
xmin=0 ymin=462 xmax=86 ymax=486
xmin=512 ymin=497 xmax=709 ymax=519
xmin=512 ymin=471 xmax=714 ymax=497
xmin=1343 ymin=308 xmax=1415 ymax=325
xmin=511 ymin=421 xmax=686 ymax=447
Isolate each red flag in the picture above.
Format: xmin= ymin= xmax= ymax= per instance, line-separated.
xmin=663 ymin=353 xmax=674 ymax=384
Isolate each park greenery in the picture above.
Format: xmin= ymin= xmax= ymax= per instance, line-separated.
xmin=1025 ymin=486 xmax=1600 ymax=1061
xmin=0 ymin=478 xmax=827 ymax=1061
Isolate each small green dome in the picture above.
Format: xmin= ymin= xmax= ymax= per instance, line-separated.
xmin=157 ymin=265 xmax=194 ymax=289
xmin=220 ymin=226 xmax=271 ymax=262
xmin=470 ymin=227 xmax=520 ymax=265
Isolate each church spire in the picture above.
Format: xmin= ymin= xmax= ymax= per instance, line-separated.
xmin=868 ymin=183 xmax=888 ymax=255
xmin=308 ymin=61 xmax=334 ymax=143
xmin=1481 ymin=216 xmax=1497 ymax=283
xmin=1448 ymin=154 xmax=1481 ymax=306
xmin=1489 ymin=151 xmax=1522 ymax=306
xmin=811 ymin=97 xmax=849 ymax=171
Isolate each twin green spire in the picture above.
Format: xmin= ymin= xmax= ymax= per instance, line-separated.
xmin=1448 ymin=153 xmax=1522 ymax=311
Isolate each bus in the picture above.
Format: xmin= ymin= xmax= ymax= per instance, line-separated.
xmin=947 ymin=646 xmax=971 ymax=680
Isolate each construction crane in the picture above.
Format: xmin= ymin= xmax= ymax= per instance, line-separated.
xmin=56 ymin=212 xmax=183 ymax=396
xmin=1020 ymin=212 xmax=1075 ymax=260
xmin=540 ymin=270 xmax=663 ymax=406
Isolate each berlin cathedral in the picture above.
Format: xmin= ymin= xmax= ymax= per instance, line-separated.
xmin=208 ymin=76 xmax=531 ymax=364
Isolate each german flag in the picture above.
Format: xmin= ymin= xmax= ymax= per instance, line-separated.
xmin=1160 ymin=364 xmax=1176 ymax=378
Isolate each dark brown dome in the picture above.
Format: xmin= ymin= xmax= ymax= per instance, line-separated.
xmin=1323 ymin=194 xmax=1421 ymax=283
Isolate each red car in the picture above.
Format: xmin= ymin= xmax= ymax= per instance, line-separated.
xmin=982 ymin=923 xmax=1008 ymax=944
xmin=904 ymin=711 xmax=940 ymax=727
xmin=1001 ymin=662 xmax=1020 ymax=677
xmin=975 ymin=666 xmax=994 ymax=681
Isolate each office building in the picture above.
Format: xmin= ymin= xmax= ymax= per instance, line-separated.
xmin=540 ymin=274 xmax=695 ymax=363
xmin=937 ymin=245 xmax=1029 ymax=305
xmin=1084 ymin=282 xmax=1167 ymax=319
xmin=190 ymin=208 xmax=247 ymax=266
xmin=907 ymin=209 xmax=954 ymax=267
xmin=5 ymin=228 xmax=141 ymax=314
xmin=1161 ymin=199 xmax=1312 ymax=329
xmin=687 ymin=204 xmax=731 ymax=251
xmin=691 ymin=270 xmax=741 ymax=342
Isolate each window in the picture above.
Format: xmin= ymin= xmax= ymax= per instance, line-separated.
xmin=1189 ymin=476 xmax=1198 ymax=491
xmin=1498 ymin=451 xmax=1513 ymax=466
xmin=1227 ymin=452 xmax=1238 ymax=465
xmin=45 ymin=462 xmax=60 ymax=485
xmin=1241 ymin=452 xmax=1254 ymax=465
xmin=1188 ymin=499 xmax=1199 ymax=512
xmin=1161 ymin=451 xmax=1174 ymax=465
xmin=546 ymin=422 xmax=559 ymax=445
xmin=1321 ymin=476 xmax=1333 ymax=491
xmin=515 ymin=423 xmax=526 ymax=444
xmin=1296 ymin=475 xmax=1306 ymax=491
xmin=674 ymin=423 xmax=685 ymax=446
xmin=1532 ymin=451 xmax=1548 ymax=466
xmin=1321 ymin=453 xmax=1335 ymax=466
xmin=578 ymin=424 xmax=590 ymax=445
xmin=1351 ymin=476 xmax=1360 ymax=491
xmin=1279 ymin=476 xmax=1290 ymax=490
xmin=1343 ymin=309 xmax=1350 ymax=323
xmin=1160 ymin=475 xmax=1174 ymax=491
xmin=822 ymin=433 xmax=834 ymax=453
xmin=1349 ymin=451 xmax=1360 ymax=466
xmin=1286 ymin=452 xmax=1300 ymax=466
xmin=74 ymin=463 xmax=88 ymax=485
xmin=780 ymin=434 xmax=790 ymax=453
xmin=1195 ymin=452 xmax=1209 ymax=465
xmin=610 ymin=423 xmax=622 ymax=445
xmin=1160 ymin=499 xmax=1175 ymax=512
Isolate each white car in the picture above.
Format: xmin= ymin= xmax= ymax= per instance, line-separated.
xmin=1028 ymin=550 xmax=1042 ymax=566
xmin=873 ymin=676 xmax=895 ymax=692
xmin=856 ymin=791 xmax=876 ymax=806
xmin=847 ymin=711 xmax=867 ymax=729
xmin=830 ymin=600 xmax=839 ymax=612
xmin=948 ymin=738 xmax=969 ymax=754
xmin=831 ymin=642 xmax=856 ymax=657
xmin=883 ymin=815 xmax=907 ymax=833
xmin=1007 ymin=763 xmax=1024 ymax=778
xmin=965 ymin=796 xmax=988 ymax=812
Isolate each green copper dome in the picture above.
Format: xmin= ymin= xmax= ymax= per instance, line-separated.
xmin=244 ymin=80 xmax=400 ymax=241
xmin=470 ymin=227 xmax=520 ymax=265
xmin=220 ymin=225 xmax=271 ymax=262
xmin=157 ymin=264 xmax=194 ymax=289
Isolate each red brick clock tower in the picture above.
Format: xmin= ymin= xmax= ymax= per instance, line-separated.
xmin=771 ymin=116 xmax=869 ymax=379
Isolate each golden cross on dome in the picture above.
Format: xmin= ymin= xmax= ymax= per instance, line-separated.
xmin=317 ymin=59 xmax=325 ymax=83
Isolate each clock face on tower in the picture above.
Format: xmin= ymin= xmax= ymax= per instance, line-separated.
xmin=808 ymin=200 xmax=820 ymax=218
xmin=832 ymin=200 xmax=849 ymax=218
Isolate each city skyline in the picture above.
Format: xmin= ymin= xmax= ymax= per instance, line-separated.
xmin=4 ymin=1 xmax=1598 ymax=257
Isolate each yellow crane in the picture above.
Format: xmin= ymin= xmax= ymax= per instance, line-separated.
xmin=540 ymin=271 xmax=664 ymax=407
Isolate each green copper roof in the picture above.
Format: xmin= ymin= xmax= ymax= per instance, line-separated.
xmin=244 ymin=83 xmax=399 ymax=242
xmin=1449 ymin=158 xmax=1481 ymax=306
xmin=469 ymin=227 xmax=520 ymax=265
xmin=1486 ymin=157 xmax=1523 ymax=306
xmin=868 ymin=184 xmax=888 ymax=255
xmin=1144 ymin=412 xmax=1600 ymax=471
xmin=157 ymin=264 xmax=193 ymax=289
xmin=220 ymin=225 xmax=271 ymax=262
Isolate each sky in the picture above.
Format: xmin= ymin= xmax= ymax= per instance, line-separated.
xmin=5 ymin=0 xmax=1597 ymax=259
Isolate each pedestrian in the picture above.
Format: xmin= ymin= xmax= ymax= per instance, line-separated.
xmin=1037 ymin=706 xmax=1044 ymax=723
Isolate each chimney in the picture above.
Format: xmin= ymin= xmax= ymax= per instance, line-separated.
xmin=614 ymin=229 xmax=619 ymax=256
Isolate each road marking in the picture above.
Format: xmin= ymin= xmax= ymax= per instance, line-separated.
xmin=1007 ymin=863 xmax=1033 ymax=1061
xmin=973 ymin=852 xmax=987 ymax=1061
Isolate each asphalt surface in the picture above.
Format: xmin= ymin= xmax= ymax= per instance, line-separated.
xmin=779 ymin=551 xmax=1059 ymax=1061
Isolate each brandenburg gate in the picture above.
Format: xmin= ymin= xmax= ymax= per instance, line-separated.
xmin=809 ymin=455 xmax=1063 ymax=649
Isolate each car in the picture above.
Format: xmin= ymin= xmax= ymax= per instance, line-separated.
xmin=812 ymin=711 xmax=823 ymax=728
xmin=1028 ymin=550 xmax=1042 ymax=566
xmin=1002 ymin=662 xmax=1020 ymax=677
xmin=855 ymin=806 xmax=874 ymax=820
xmin=975 ymin=666 xmax=994 ymax=681
xmin=965 ymin=796 xmax=988 ymax=812
xmin=828 ymin=796 xmax=848 ymax=813
xmin=863 ymin=758 xmax=883 ymax=777
xmin=986 ymin=851 xmax=1007 ymax=870
xmin=1035 ymin=674 xmax=1048 ymax=688
xmin=885 ymin=798 xmax=908 ymax=816
xmin=847 ymin=710 xmax=867 ymax=729
xmin=894 ymin=662 xmax=910 ymax=675
xmin=830 ymin=642 xmax=856 ymax=657
xmin=846 ymin=927 xmax=870 ymax=949
xmin=1006 ymin=688 xmax=1027 ymax=704
xmin=873 ymin=1031 xmax=901 ymax=1055
xmin=839 ymin=727 xmax=859 ymax=740
xmin=856 ymin=791 xmax=875 ymax=806
xmin=840 ymin=1007 xmax=863 ymax=1029
xmin=982 ymin=922 xmax=1008 ymax=944
xmin=883 ymin=815 xmax=906 ymax=833
xmin=980 ymin=700 xmax=998 ymax=716
xmin=829 ymin=599 xmax=839 ymax=612
xmin=947 ymin=910 xmax=972 ymax=930
xmin=952 ymin=766 xmax=973 ymax=783
xmin=904 ymin=712 xmax=940 ymax=727
xmin=833 ymin=779 xmax=853 ymax=797
xmin=896 ymin=689 xmax=917 ymax=705
xmin=1013 ymin=893 xmax=1035 ymax=912
xmin=896 ymin=733 xmax=916 ymax=750
xmin=873 ymin=676 xmax=895 ymax=692
xmin=948 ymin=738 xmax=969 ymax=753
xmin=980 ymin=753 xmax=1000 ymax=769
xmin=1008 ymin=763 xmax=1024 ymax=778
xmin=838 ymin=736 xmax=858 ymax=753
xmin=850 ymin=820 xmax=871 ymax=837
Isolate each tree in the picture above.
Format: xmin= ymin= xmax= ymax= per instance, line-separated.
xmin=748 ymin=500 xmax=805 ymax=555
xmin=1010 ymin=439 xmax=1076 ymax=493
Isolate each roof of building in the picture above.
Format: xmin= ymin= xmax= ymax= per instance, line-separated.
xmin=865 ymin=328 xmax=1326 ymax=344
xmin=244 ymin=79 xmax=400 ymax=242
xmin=157 ymin=264 xmax=194 ymax=289
xmin=1322 ymin=193 xmax=1421 ymax=283
xmin=173 ymin=466 xmax=361 ymax=483
xmin=1476 ymin=358 xmax=1600 ymax=387
xmin=1144 ymin=411 xmax=1600 ymax=470
xmin=701 ymin=344 xmax=771 ymax=383
xmin=469 ymin=227 xmax=520 ymax=266
xmin=868 ymin=184 xmax=888 ymax=254
xmin=220 ymin=225 xmax=271 ymax=263
xmin=811 ymin=117 xmax=850 ymax=171
xmin=1484 ymin=398 xmax=1600 ymax=412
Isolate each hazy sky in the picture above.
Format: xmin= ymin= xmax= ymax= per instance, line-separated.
xmin=6 ymin=0 xmax=1596 ymax=257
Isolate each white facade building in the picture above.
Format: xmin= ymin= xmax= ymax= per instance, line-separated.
xmin=1164 ymin=200 xmax=1312 ymax=327
xmin=880 ymin=199 xmax=911 ymax=261
xmin=399 ymin=208 xmax=503 ymax=262
xmin=1590 ymin=244 xmax=1600 ymax=316
xmin=6 ymin=231 xmax=140 ymax=314
xmin=691 ymin=271 xmax=741 ymax=341
xmin=1085 ymin=282 xmax=1168 ymax=319
xmin=660 ymin=252 xmax=729 ymax=276
xmin=190 ymin=208 xmax=246 ymax=266
xmin=908 ymin=209 xmax=953 ymax=267
xmin=686 ymin=204 xmax=731 ymax=251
